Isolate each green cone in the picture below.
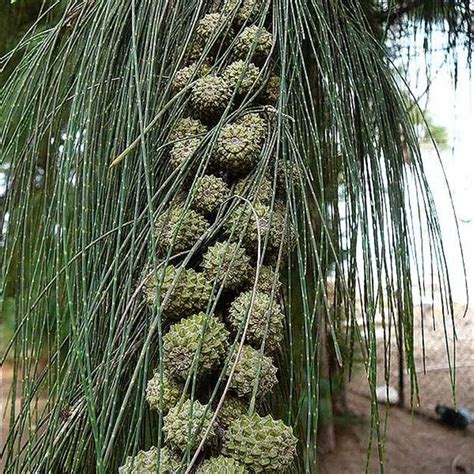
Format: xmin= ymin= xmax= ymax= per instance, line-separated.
xmin=223 ymin=0 xmax=265 ymax=25
xmin=224 ymin=202 xmax=287 ymax=258
xmin=234 ymin=25 xmax=273 ymax=65
xmin=214 ymin=119 xmax=263 ymax=175
xmin=169 ymin=117 xmax=208 ymax=142
xmin=247 ymin=265 xmax=282 ymax=296
xmin=215 ymin=395 xmax=248 ymax=430
xmin=225 ymin=345 xmax=277 ymax=398
xmin=234 ymin=174 xmax=273 ymax=205
xmin=223 ymin=60 xmax=262 ymax=97
xmin=172 ymin=63 xmax=210 ymax=92
xmin=163 ymin=399 xmax=217 ymax=452
xmin=154 ymin=206 xmax=209 ymax=254
xmin=190 ymin=75 xmax=232 ymax=123
xmin=228 ymin=290 xmax=284 ymax=353
xmin=192 ymin=175 xmax=230 ymax=215
xmin=222 ymin=413 xmax=298 ymax=473
xmin=118 ymin=446 xmax=180 ymax=474
xmin=196 ymin=456 xmax=248 ymax=473
xmin=169 ymin=137 xmax=202 ymax=171
xmin=260 ymin=74 xmax=280 ymax=105
xmin=201 ymin=242 xmax=252 ymax=291
xmin=164 ymin=312 xmax=229 ymax=379
xmin=142 ymin=265 xmax=213 ymax=320
xmin=145 ymin=371 xmax=184 ymax=413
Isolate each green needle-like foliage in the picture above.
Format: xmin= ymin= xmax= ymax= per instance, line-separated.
xmin=0 ymin=0 xmax=466 ymax=473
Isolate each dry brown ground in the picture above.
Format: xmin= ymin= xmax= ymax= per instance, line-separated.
xmin=321 ymin=390 xmax=474 ymax=474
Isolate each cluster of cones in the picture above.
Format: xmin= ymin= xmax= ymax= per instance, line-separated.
xmin=121 ymin=1 xmax=298 ymax=472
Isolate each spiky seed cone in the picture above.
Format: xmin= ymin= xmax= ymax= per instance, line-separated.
xmin=223 ymin=0 xmax=265 ymax=25
xmin=222 ymin=413 xmax=298 ymax=473
xmin=196 ymin=13 xmax=230 ymax=45
xmin=196 ymin=456 xmax=248 ymax=474
xmin=224 ymin=202 xmax=287 ymax=257
xmin=164 ymin=312 xmax=229 ymax=379
xmin=154 ymin=206 xmax=209 ymax=254
xmin=169 ymin=117 xmax=208 ymax=142
xmin=186 ymin=12 xmax=230 ymax=61
xmin=142 ymin=265 xmax=213 ymax=320
xmin=119 ymin=446 xmax=180 ymax=474
xmin=201 ymin=242 xmax=251 ymax=291
xmin=146 ymin=371 xmax=185 ymax=413
xmin=215 ymin=396 xmax=248 ymax=430
xmin=234 ymin=174 xmax=273 ymax=205
xmin=193 ymin=175 xmax=230 ymax=215
xmin=223 ymin=61 xmax=262 ymax=97
xmin=234 ymin=26 xmax=273 ymax=65
xmin=225 ymin=345 xmax=277 ymax=398
xmin=248 ymin=265 xmax=282 ymax=296
xmin=235 ymin=112 xmax=267 ymax=143
xmin=172 ymin=63 xmax=210 ymax=93
xmin=274 ymin=159 xmax=301 ymax=196
xmin=163 ymin=399 xmax=217 ymax=452
xmin=215 ymin=122 xmax=263 ymax=176
xmin=169 ymin=137 xmax=202 ymax=170
xmin=228 ymin=291 xmax=284 ymax=353
xmin=260 ymin=74 xmax=280 ymax=105
xmin=190 ymin=76 xmax=232 ymax=123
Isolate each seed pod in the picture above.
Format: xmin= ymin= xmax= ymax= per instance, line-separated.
xmin=225 ymin=345 xmax=277 ymax=398
xmin=164 ymin=312 xmax=229 ymax=379
xmin=163 ymin=399 xmax=217 ymax=452
xmin=142 ymin=265 xmax=213 ymax=320
xmin=234 ymin=25 xmax=273 ymax=65
xmin=222 ymin=413 xmax=298 ymax=473
xmin=228 ymin=290 xmax=284 ymax=353
xmin=201 ymin=242 xmax=252 ymax=291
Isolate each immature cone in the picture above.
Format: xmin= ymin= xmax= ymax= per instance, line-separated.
xmin=228 ymin=290 xmax=284 ymax=352
xmin=234 ymin=25 xmax=273 ymax=65
xmin=201 ymin=242 xmax=251 ymax=291
xmin=215 ymin=121 xmax=263 ymax=175
xmin=223 ymin=0 xmax=265 ymax=25
xmin=235 ymin=112 xmax=267 ymax=143
xmin=172 ymin=63 xmax=210 ymax=93
xmin=224 ymin=202 xmax=287 ymax=257
xmin=260 ymin=74 xmax=280 ymax=105
xmin=163 ymin=399 xmax=217 ymax=452
xmin=223 ymin=60 xmax=261 ymax=97
xmin=190 ymin=76 xmax=232 ymax=123
xmin=169 ymin=117 xmax=208 ymax=142
xmin=188 ymin=12 xmax=232 ymax=60
xmin=164 ymin=312 xmax=229 ymax=379
xmin=118 ymin=446 xmax=180 ymax=474
xmin=192 ymin=175 xmax=230 ymax=215
xmin=142 ymin=265 xmax=213 ymax=320
xmin=235 ymin=174 xmax=273 ymax=205
xmin=247 ymin=265 xmax=282 ymax=295
xmin=225 ymin=345 xmax=277 ymax=398
xmin=169 ymin=137 xmax=202 ymax=170
xmin=154 ymin=206 xmax=209 ymax=254
xmin=215 ymin=395 xmax=248 ymax=429
xmin=196 ymin=456 xmax=248 ymax=473
xmin=222 ymin=413 xmax=298 ymax=473
xmin=145 ymin=371 xmax=184 ymax=413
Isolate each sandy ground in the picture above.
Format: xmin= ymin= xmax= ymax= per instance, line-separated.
xmin=321 ymin=390 xmax=474 ymax=474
